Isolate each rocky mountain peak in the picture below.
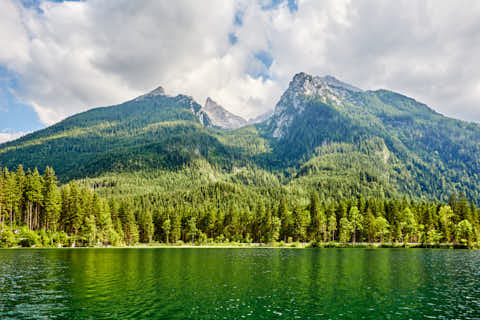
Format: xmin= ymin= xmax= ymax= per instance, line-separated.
xmin=204 ymin=97 xmax=220 ymax=112
xmin=200 ymin=97 xmax=247 ymax=130
xmin=148 ymin=86 xmax=166 ymax=96
xmin=267 ymin=72 xmax=362 ymax=138
xmin=289 ymin=72 xmax=362 ymax=96
xmin=134 ymin=86 xmax=166 ymax=101
xmin=318 ymin=75 xmax=363 ymax=92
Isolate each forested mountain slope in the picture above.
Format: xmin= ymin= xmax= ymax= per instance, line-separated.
xmin=0 ymin=89 xmax=269 ymax=182
xmin=262 ymin=73 xmax=480 ymax=201
xmin=1 ymin=73 xmax=480 ymax=202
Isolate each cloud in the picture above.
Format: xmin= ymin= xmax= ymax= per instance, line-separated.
xmin=0 ymin=0 xmax=480 ymax=125
xmin=0 ymin=131 xmax=28 ymax=144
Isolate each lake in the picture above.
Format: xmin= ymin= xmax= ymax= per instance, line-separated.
xmin=0 ymin=248 xmax=479 ymax=319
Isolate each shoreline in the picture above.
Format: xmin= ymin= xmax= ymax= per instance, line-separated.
xmin=2 ymin=242 xmax=477 ymax=249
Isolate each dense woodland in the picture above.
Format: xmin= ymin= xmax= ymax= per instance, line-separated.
xmin=0 ymin=165 xmax=478 ymax=248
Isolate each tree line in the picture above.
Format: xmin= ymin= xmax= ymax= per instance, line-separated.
xmin=0 ymin=165 xmax=478 ymax=248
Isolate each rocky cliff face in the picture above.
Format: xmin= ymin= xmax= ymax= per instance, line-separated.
xmin=266 ymin=73 xmax=363 ymax=138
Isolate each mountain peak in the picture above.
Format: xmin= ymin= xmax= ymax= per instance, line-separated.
xmin=201 ymin=97 xmax=247 ymax=130
xmin=134 ymin=86 xmax=166 ymax=101
xmin=291 ymin=72 xmax=362 ymax=93
xmin=291 ymin=72 xmax=312 ymax=83
xmin=318 ymin=75 xmax=362 ymax=92
xmin=204 ymin=97 xmax=218 ymax=110
xmin=267 ymin=73 xmax=364 ymax=138
xmin=148 ymin=86 xmax=166 ymax=96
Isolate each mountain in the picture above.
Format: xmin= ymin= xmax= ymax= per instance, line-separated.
xmin=248 ymin=109 xmax=274 ymax=125
xmin=0 ymin=87 xmax=242 ymax=181
xmin=1 ymin=73 xmax=480 ymax=202
xmin=201 ymin=97 xmax=247 ymax=129
xmin=262 ymin=72 xmax=480 ymax=200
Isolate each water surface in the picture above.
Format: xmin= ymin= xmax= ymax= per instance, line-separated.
xmin=1 ymin=248 xmax=479 ymax=319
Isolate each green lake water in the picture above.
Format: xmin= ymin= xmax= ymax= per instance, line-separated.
xmin=1 ymin=248 xmax=479 ymax=319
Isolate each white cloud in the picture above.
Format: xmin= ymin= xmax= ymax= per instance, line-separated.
xmin=0 ymin=131 xmax=27 ymax=144
xmin=0 ymin=0 xmax=30 ymax=68
xmin=1 ymin=0 xmax=480 ymax=125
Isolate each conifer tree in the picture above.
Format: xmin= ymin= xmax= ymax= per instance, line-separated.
xmin=139 ymin=208 xmax=154 ymax=243
xmin=293 ymin=202 xmax=310 ymax=242
xmin=42 ymin=167 xmax=60 ymax=231
xmin=328 ymin=214 xmax=337 ymax=241
xmin=439 ymin=206 xmax=454 ymax=243
xmin=4 ymin=169 xmax=19 ymax=230
xmin=278 ymin=197 xmax=291 ymax=242
xmin=348 ymin=206 xmax=363 ymax=244
xmin=162 ymin=218 xmax=171 ymax=243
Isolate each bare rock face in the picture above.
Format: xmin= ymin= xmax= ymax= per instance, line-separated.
xmin=267 ymin=72 xmax=363 ymax=138
xmin=201 ymin=97 xmax=247 ymax=130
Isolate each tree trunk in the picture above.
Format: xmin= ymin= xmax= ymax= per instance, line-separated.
xmin=72 ymin=230 xmax=77 ymax=247
xmin=28 ymin=203 xmax=32 ymax=230
xmin=34 ymin=206 xmax=39 ymax=230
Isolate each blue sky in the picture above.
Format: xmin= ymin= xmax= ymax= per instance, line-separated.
xmin=0 ymin=67 xmax=43 ymax=133
xmin=1 ymin=0 xmax=480 ymax=143
xmin=0 ymin=0 xmax=82 ymax=138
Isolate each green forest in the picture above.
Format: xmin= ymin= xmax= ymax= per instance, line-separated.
xmin=2 ymin=74 xmax=480 ymax=249
xmin=1 ymin=165 xmax=478 ymax=248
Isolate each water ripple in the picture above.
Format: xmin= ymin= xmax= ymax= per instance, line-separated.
xmin=0 ymin=248 xmax=480 ymax=319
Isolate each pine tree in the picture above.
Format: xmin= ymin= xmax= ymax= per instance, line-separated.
xmin=271 ymin=216 xmax=281 ymax=242
xmin=327 ymin=213 xmax=337 ymax=241
xmin=3 ymin=169 xmax=19 ymax=230
xmin=29 ymin=168 xmax=43 ymax=230
xmin=348 ymin=206 xmax=363 ymax=244
xmin=339 ymin=217 xmax=352 ymax=243
xmin=308 ymin=192 xmax=322 ymax=241
xmin=401 ymin=207 xmax=417 ymax=243
xmin=366 ymin=209 xmax=376 ymax=242
xmin=278 ymin=197 xmax=291 ymax=242
xmin=171 ymin=212 xmax=181 ymax=243
xmin=439 ymin=205 xmax=454 ymax=243
xmin=15 ymin=165 xmax=26 ymax=229
xmin=139 ymin=209 xmax=154 ymax=243
xmin=0 ymin=173 xmax=5 ymax=230
xmin=67 ymin=182 xmax=83 ymax=246
xmin=119 ymin=200 xmax=139 ymax=245
xmin=374 ymin=216 xmax=389 ymax=243
xmin=293 ymin=202 xmax=310 ymax=242
xmin=42 ymin=167 xmax=60 ymax=231
xmin=162 ymin=218 xmax=171 ymax=243
xmin=187 ymin=216 xmax=198 ymax=244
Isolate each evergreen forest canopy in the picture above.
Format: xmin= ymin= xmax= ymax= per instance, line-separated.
xmin=0 ymin=166 xmax=478 ymax=248
xmin=0 ymin=72 xmax=480 ymax=247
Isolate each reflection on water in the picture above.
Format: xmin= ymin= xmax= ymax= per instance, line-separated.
xmin=1 ymin=248 xmax=479 ymax=319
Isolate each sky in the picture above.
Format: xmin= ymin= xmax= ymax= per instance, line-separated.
xmin=1 ymin=0 xmax=480 ymax=143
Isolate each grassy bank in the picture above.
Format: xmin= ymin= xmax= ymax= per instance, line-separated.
xmin=2 ymin=239 xmax=478 ymax=250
